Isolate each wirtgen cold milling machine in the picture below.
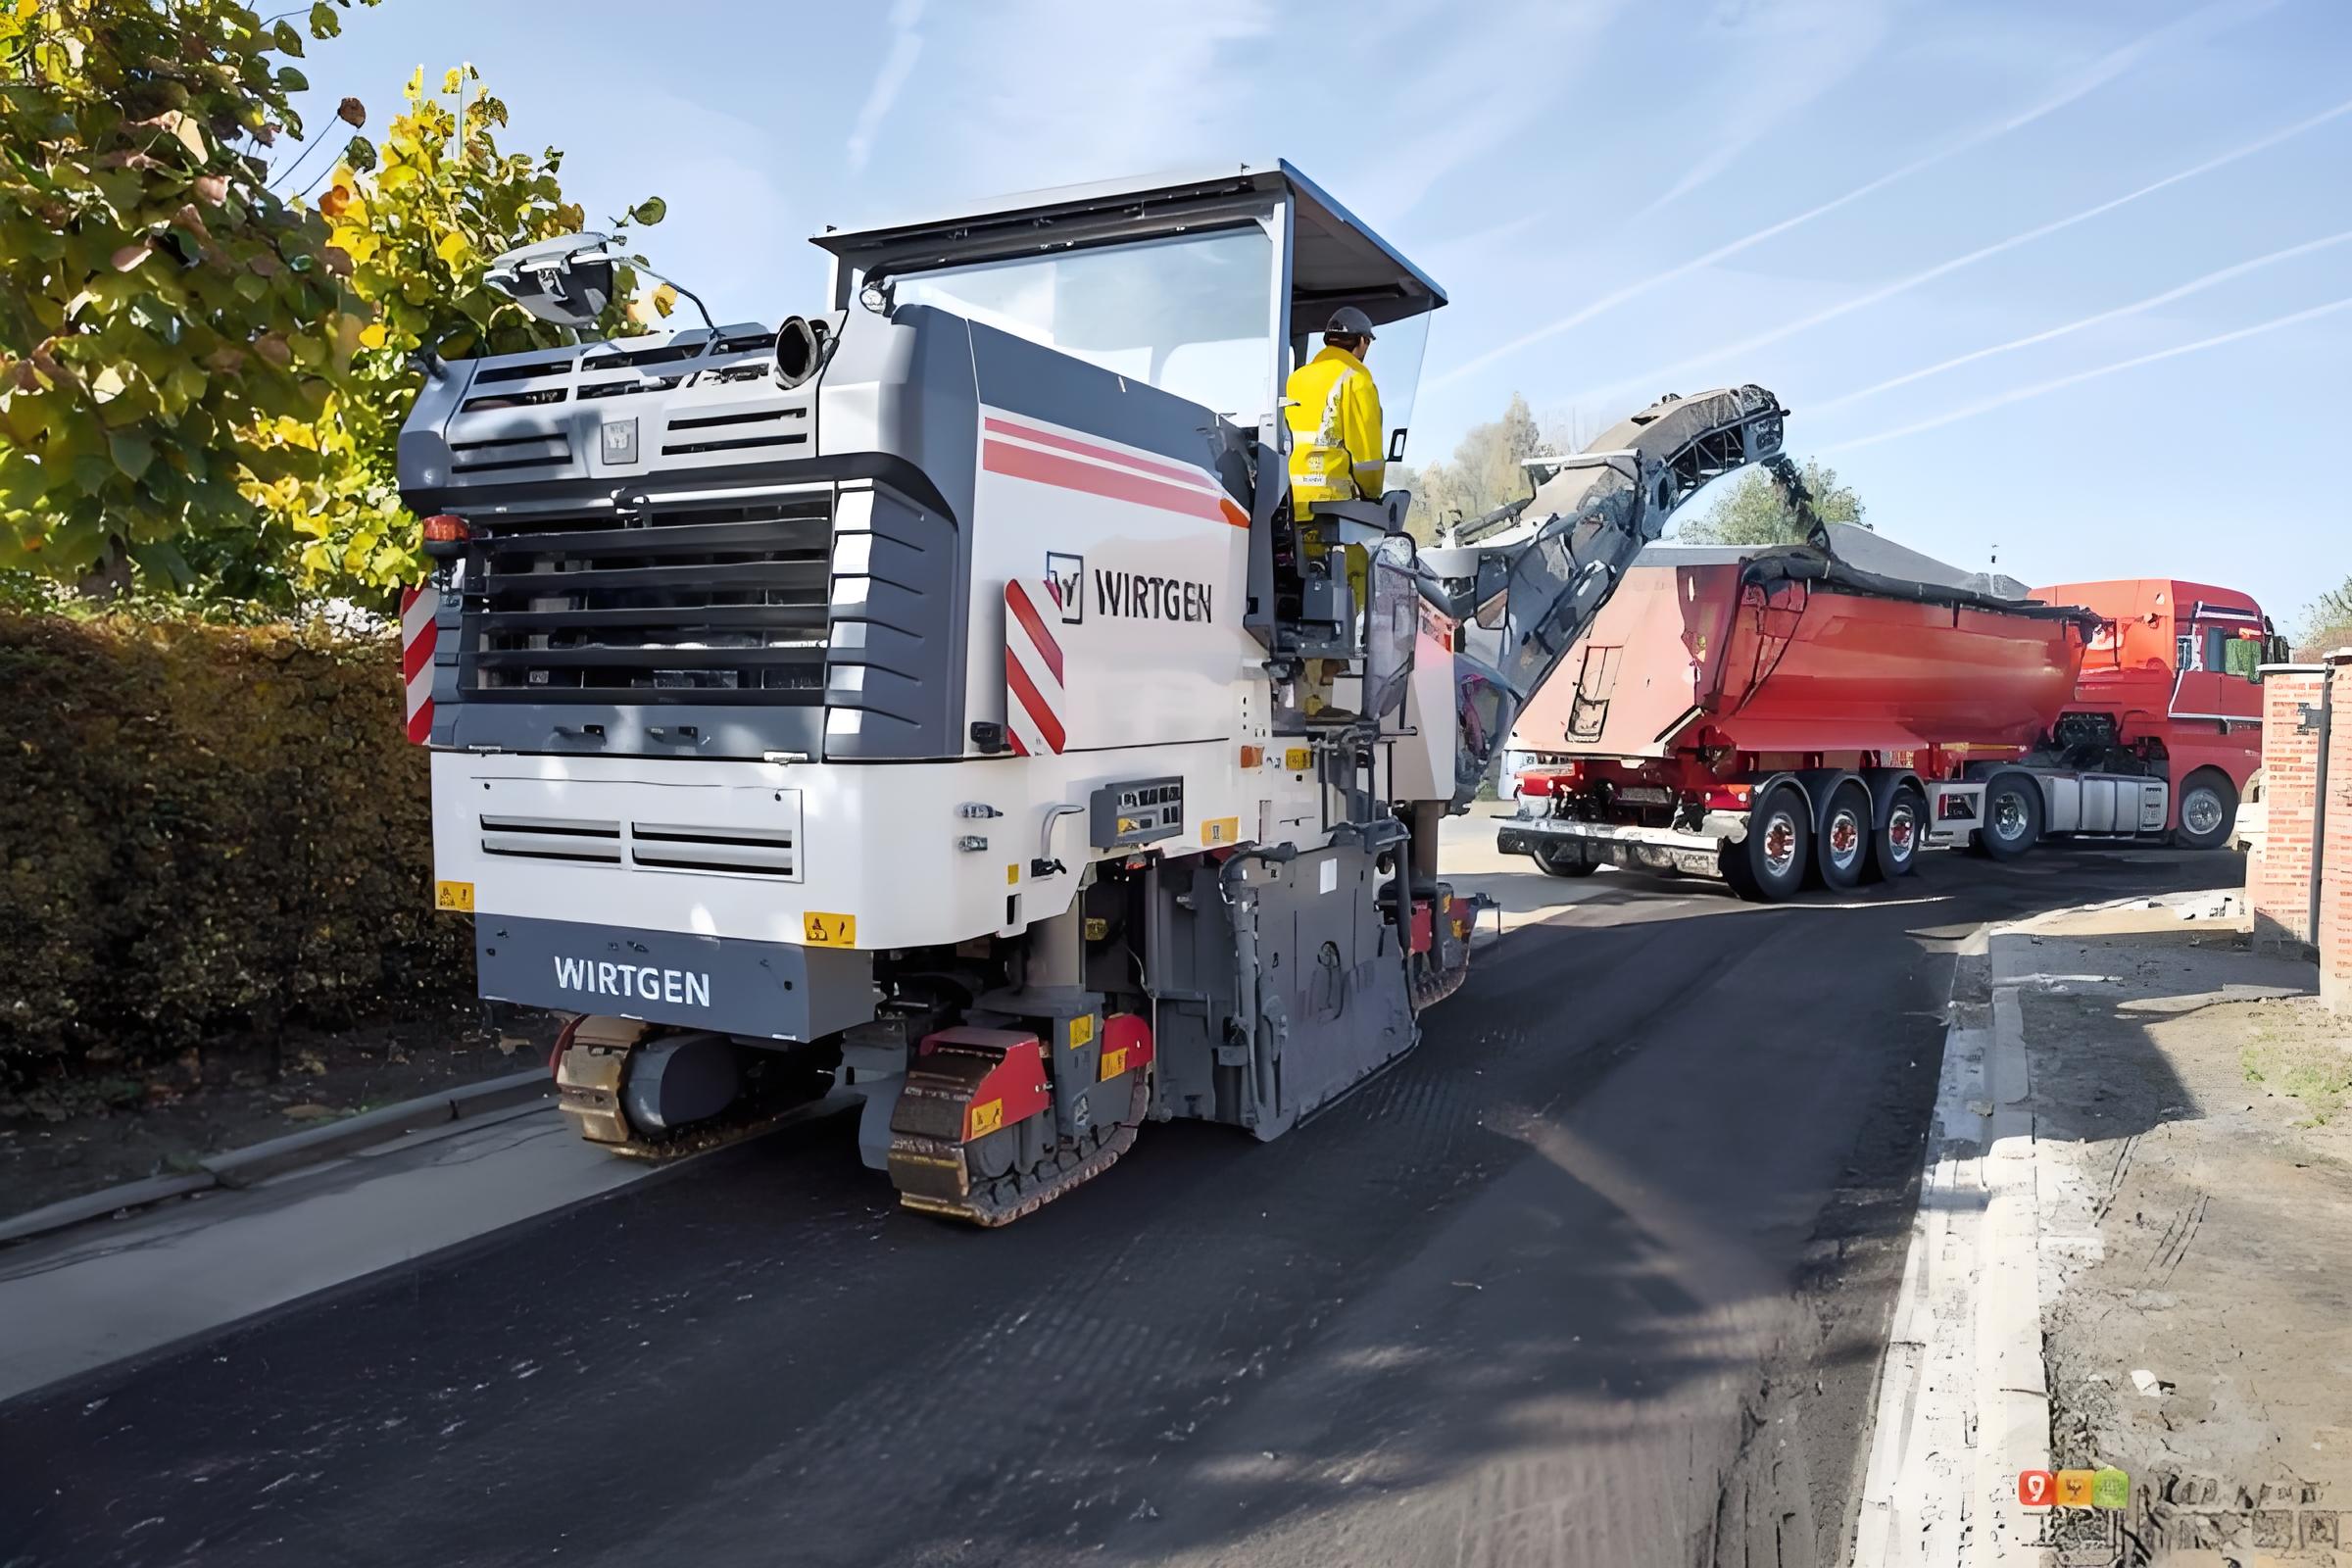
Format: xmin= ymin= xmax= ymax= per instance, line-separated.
xmin=400 ymin=164 xmax=1788 ymax=1223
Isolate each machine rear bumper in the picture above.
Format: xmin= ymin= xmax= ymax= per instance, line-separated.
xmin=1496 ymin=815 xmax=1741 ymax=878
xmin=474 ymin=914 xmax=875 ymax=1042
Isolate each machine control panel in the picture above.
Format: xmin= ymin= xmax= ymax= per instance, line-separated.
xmin=1090 ymin=776 xmax=1185 ymax=850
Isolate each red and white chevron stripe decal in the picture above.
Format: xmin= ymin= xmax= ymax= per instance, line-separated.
xmin=1004 ymin=578 xmax=1067 ymax=757
xmin=400 ymin=584 xmax=436 ymax=745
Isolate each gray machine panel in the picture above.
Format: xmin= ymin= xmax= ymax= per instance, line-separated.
xmin=474 ymin=914 xmax=875 ymax=1042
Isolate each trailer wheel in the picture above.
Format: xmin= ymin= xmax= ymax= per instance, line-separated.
xmin=1721 ymin=785 xmax=1810 ymax=902
xmin=1531 ymin=842 xmax=1599 ymax=878
xmin=1868 ymin=786 xmax=1924 ymax=881
xmin=1811 ymin=782 xmax=1868 ymax=891
xmin=2173 ymin=768 xmax=2236 ymax=851
xmin=1979 ymin=773 xmax=2041 ymax=861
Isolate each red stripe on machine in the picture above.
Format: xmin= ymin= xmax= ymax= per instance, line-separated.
xmin=399 ymin=584 xmax=436 ymax=746
xmin=983 ymin=439 xmax=1249 ymax=529
xmin=982 ymin=416 xmax=1215 ymax=490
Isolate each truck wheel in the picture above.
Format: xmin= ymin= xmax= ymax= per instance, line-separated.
xmin=1816 ymin=781 xmax=1871 ymax=891
xmin=1979 ymin=773 xmax=2041 ymax=861
xmin=2173 ymin=768 xmax=2236 ymax=851
xmin=1531 ymin=842 xmax=1598 ymax=878
xmin=1868 ymin=786 xmax=1924 ymax=881
xmin=1721 ymin=785 xmax=1810 ymax=902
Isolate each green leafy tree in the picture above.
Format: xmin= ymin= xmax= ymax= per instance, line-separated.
xmin=1677 ymin=457 xmax=1866 ymax=545
xmin=1397 ymin=393 xmax=1543 ymax=543
xmin=251 ymin=64 xmax=665 ymax=599
xmin=2295 ymin=575 xmax=2352 ymax=660
xmin=0 ymin=0 xmax=371 ymax=597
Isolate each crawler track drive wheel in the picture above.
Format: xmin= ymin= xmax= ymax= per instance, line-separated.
xmin=1868 ymin=785 xmax=1924 ymax=882
xmin=1977 ymin=772 xmax=2042 ymax=861
xmin=1720 ymin=784 xmax=1810 ymax=903
xmin=1816 ymin=781 xmax=1871 ymax=892
xmin=2172 ymin=767 xmax=2236 ymax=851
xmin=553 ymin=1015 xmax=656 ymax=1145
xmin=888 ymin=1019 xmax=1152 ymax=1227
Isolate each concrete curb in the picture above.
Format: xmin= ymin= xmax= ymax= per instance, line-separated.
xmin=0 ymin=1068 xmax=552 ymax=1248
xmin=1852 ymin=921 xmax=2052 ymax=1567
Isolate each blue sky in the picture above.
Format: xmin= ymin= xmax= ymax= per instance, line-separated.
xmin=288 ymin=0 xmax=2348 ymax=626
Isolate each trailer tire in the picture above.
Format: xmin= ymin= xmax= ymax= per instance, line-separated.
xmin=1978 ymin=772 xmax=2041 ymax=861
xmin=1868 ymin=784 xmax=1925 ymax=882
xmin=1816 ymin=781 xmax=1871 ymax=892
xmin=1721 ymin=785 xmax=1810 ymax=903
xmin=2173 ymin=768 xmax=2236 ymax=852
xmin=1531 ymin=842 xmax=1599 ymax=878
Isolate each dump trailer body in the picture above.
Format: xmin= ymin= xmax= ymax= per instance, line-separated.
xmin=1534 ymin=544 xmax=2085 ymax=761
xmin=1499 ymin=526 xmax=2132 ymax=901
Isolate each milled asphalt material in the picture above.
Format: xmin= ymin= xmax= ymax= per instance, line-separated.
xmin=0 ymin=845 xmax=2234 ymax=1568
xmin=0 ymin=1069 xmax=553 ymax=1248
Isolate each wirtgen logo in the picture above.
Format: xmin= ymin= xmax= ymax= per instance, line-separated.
xmin=553 ymin=956 xmax=710 ymax=1007
xmin=1045 ymin=552 xmax=1084 ymax=623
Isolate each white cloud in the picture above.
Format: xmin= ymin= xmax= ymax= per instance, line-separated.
xmin=1635 ymin=0 xmax=1893 ymax=217
xmin=1822 ymin=294 xmax=2352 ymax=453
xmin=1348 ymin=0 xmax=1635 ymax=219
xmin=1812 ymin=227 xmax=2352 ymax=413
xmin=1558 ymin=94 xmax=2352 ymax=413
xmin=847 ymin=0 xmax=928 ymax=174
xmin=1428 ymin=0 xmax=2285 ymax=389
xmin=941 ymin=0 xmax=1277 ymax=190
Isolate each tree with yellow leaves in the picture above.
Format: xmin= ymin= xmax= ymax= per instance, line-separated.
xmin=249 ymin=63 xmax=663 ymax=600
xmin=0 ymin=0 xmax=371 ymax=598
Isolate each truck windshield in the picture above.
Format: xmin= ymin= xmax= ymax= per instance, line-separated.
xmin=895 ymin=225 xmax=1277 ymax=423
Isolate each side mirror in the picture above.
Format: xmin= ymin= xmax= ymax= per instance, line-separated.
xmin=1388 ymin=427 xmax=1408 ymax=464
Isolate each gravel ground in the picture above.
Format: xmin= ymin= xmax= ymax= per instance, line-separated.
xmin=2020 ymin=912 xmax=2352 ymax=1561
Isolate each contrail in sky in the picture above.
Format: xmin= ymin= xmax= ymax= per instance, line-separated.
xmin=1809 ymin=228 xmax=2352 ymax=413
xmin=1427 ymin=0 xmax=2283 ymax=391
xmin=1819 ymin=295 xmax=2352 ymax=454
xmin=1556 ymin=95 xmax=2352 ymax=412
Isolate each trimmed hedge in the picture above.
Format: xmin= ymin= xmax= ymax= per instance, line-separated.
xmin=1 ymin=610 xmax=468 ymax=1076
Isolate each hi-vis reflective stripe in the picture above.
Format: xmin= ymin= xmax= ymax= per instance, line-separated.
xmin=1316 ymin=368 xmax=1354 ymax=447
xmin=400 ymin=584 xmax=436 ymax=745
xmin=1004 ymin=578 xmax=1067 ymax=756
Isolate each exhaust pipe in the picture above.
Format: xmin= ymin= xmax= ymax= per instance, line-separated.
xmin=774 ymin=315 xmax=830 ymax=389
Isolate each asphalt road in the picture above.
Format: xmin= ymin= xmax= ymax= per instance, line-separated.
xmin=0 ymin=843 xmax=2240 ymax=1568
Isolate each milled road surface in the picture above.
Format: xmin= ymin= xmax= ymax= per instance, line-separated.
xmin=0 ymin=845 xmax=2236 ymax=1568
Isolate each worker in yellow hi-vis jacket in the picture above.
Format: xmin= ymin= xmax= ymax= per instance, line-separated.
xmin=1284 ymin=307 xmax=1385 ymax=506
xmin=1284 ymin=308 xmax=1386 ymax=719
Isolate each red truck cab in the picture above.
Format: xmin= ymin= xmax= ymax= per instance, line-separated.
xmin=2029 ymin=578 xmax=2280 ymax=846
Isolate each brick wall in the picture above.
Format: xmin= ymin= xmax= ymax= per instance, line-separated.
xmin=2250 ymin=665 xmax=2326 ymax=954
xmin=2324 ymin=656 xmax=2352 ymax=1009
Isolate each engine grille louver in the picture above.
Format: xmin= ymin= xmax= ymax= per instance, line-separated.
xmin=478 ymin=814 xmax=798 ymax=878
xmin=460 ymin=489 xmax=835 ymax=706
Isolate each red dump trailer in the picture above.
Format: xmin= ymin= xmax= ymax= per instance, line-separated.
xmin=1496 ymin=529 xmax=2147 ymax=901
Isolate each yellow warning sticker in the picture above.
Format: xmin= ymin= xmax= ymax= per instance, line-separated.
xmin=1283 ymin=747 xmax=1311 ymax=772
xmin=968 ymin=1099 xmax=1004 ymax=1139
xmin=1083 ymin=916 xmax=1110 ymax=941
xmin=1099 ymin=1046 xmax=1130 ymax=1081
xmin=434 ymin=879 xmax=474 ymax=912
xmin=803 ymin=910 xmax=858 ymax=948
xmin=1201 ymin=816 xmax=1240 ymax=846
xmin=1068 ymin=1014 xmax=1096 ymax=1048
xmin=1006 ymin=863 xmax=1020 ymax=885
